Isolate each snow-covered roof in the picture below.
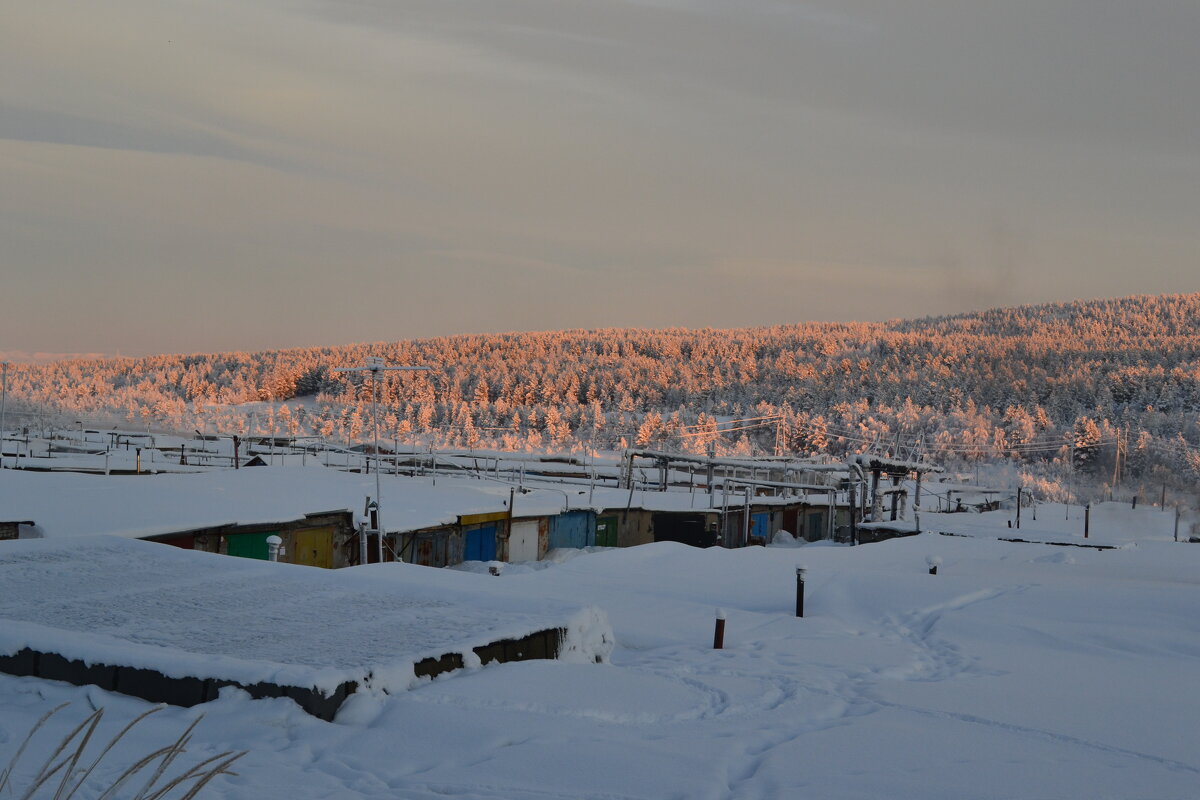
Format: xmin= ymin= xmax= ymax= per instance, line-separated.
xmin=0 ymin=536 xmax=612 ymax=693
xmin=0 ymin=466 xmax=852 ymax=544
xmin=0 ymin=467 xmax=526 ymax=538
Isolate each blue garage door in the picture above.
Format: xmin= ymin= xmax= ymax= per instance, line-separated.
xmin=549 ymin=511 xmax=595 ymax=550
xmin=463 ymin=524 xmax=497 ymax=562
xmin=751 ymin=513 xmax=770 ymax=542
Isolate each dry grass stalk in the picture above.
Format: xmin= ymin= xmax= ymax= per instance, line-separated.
xmin=0 ymin=703 xmax=246 ymax=799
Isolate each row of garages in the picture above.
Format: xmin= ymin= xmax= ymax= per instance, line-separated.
xmin=139 ymin=496 xmax=852 ymax=570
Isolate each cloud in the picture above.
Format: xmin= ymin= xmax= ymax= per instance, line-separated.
xmin=0 ymin=351 xmax=112 ymax=364
xmin=2 ymin=0 xmax=1199 ymax=355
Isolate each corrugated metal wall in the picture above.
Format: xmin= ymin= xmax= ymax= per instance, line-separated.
xmin=548 ymin=511 xmax=595 ymax=550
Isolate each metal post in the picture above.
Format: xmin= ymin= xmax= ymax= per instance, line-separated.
xmin=1174 ymin=505 xmax=1180 ymax=543
xmin=1016 ymin=487 xmax=1022 ymax=529
xmin=913 ymin=471 xmax=922 ymax=532
xmin=849 ymin=482 xmax=858 ymax=546
xmin=334 ymin=358 xmax=435 ymax=551
xmin=713 ymin=609 xmax=726 ymax=649
xmin=870 ymin=469 xmax=880 ymax=520
xmin=1084 ymin=503 xmax=1090 ymax=539
xmin=371 ymin=367 xmax=382 ymax=536
xmin=0 ymin=361 xmax=7 ymax=470
xmin=742 ymin=487 xmax=751 ymax=547
xmin=358 ymin=521 xmax=368 ymax=565
xmin=889 ymin=474 xmax=900 ymax=521
xmin=827 ymin=492 xmax=835 ymax=540
xmin=795 ymin=566 xmax=806 ymax=618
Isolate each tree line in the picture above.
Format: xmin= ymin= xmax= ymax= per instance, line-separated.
xmin=6 ymin=293 xmax=1200 ymax=496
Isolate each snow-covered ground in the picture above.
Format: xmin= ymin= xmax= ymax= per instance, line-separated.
xmin=924 ymin=501 xmax=1182 ymax=545
xmin=4 ymin=531 xmax=1200 ymax=798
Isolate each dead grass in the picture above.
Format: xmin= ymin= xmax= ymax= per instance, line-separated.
xmin=0 ymin=703 xmax=246 ymax=799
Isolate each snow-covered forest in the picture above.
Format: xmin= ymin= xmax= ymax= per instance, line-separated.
xmin=7 ymin=294 xmax=1200 ymax=497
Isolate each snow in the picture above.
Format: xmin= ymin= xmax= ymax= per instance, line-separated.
xmin=0 ymin=467 xmax=531 ymax=538
xmin=0 ymin=537 xmax=612 ymax=693
xmin=3 ymin=528 xmax=1200 ymax=797
xmin=4 ymin=469 xmax=1200 ymax=798
xmin=922 ymin=501 xmax=1180 ymax=545
xmin=0 ymin=466 xmax=818 ymax=542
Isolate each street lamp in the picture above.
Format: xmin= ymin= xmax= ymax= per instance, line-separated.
xmin=333 ymin=357 xmax=433 ymax=541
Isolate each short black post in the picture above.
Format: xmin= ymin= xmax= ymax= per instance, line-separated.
xmin=927 ymin=555 xmax=941 ymax=575
xmin=1084 ymin=504 xmax=1090 ymax=539
xmin=795 ymin=566 xmax=806 ymax=618
xmin=713 ymin=610 xmax=726 ymax=649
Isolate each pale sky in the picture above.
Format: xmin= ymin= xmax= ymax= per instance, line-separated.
xmin=3 ymin=0 xmax=1199 ymax=357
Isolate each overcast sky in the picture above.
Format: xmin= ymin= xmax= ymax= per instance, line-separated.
xmin=3 ymin=0 xmax=1199 ymax=358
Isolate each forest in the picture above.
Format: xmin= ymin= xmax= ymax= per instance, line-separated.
xmin=6 ymin=293 xmax=1200 ymax=501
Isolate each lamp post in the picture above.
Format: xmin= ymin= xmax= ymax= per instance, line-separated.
xmin=334 ymin=357 xmax=433 ymax=541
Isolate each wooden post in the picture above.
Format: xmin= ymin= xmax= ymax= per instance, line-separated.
xmin=1084 ymin=504 xmax=1090 ymax=539
xmin=713 ymin=610 xmax=726 ymax=649
xmin=795 ymin=567 xmax=806 ymax=618
xmin=1016 ymin=487 xmax=1023 ymax=529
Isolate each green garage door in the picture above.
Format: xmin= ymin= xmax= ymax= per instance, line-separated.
xmin=226 ymin=531 xmax=275 ymax=560
xmin=595 ymin=516 xmax=619 ymax=548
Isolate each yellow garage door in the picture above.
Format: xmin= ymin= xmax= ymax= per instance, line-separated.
xmin=291 ymin=527 xmax=335 ymax=569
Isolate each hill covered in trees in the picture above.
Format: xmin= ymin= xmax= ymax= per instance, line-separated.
xmin=8 ymin=293 xmax=1200 ymax=495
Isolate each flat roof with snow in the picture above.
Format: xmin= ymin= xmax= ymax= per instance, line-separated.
xmin=0 ymin=537 xmax=611 ymax=718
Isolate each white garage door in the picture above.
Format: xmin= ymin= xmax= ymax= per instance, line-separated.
xmin=509 ymin=520 xmax=540 ymax=563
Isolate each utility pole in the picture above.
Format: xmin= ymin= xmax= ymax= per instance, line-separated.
xmin=0 ymin=361 xmax=7 ymax=470
xmin=1112 ymin=427 xmax=1123 ymax=495
xmin=333 ymin=357 xmax=434 ymax=543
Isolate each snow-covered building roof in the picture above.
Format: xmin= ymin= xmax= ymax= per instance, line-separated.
xmin=0 ymin=536 xmax=612 ymax=717
xmin=0 ymin=467 xmax=533 ymax=539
